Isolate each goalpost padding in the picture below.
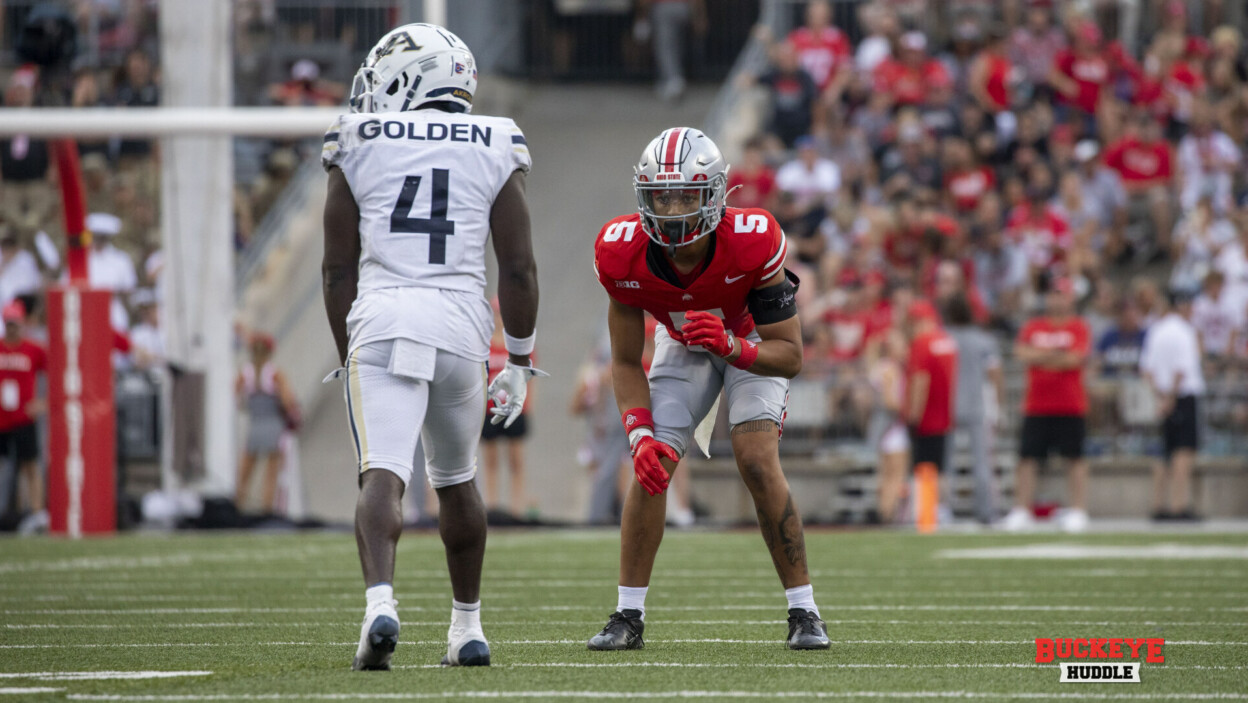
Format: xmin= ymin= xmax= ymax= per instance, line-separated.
xmin=45 ymin=288 xmax=116 ymax=536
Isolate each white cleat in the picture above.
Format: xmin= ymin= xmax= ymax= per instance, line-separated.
xmin=352 ymin=599 xmax=399 ymax=671
xmin=441 ymin=622 xmax=490 ymax=667
xmin=1059 ymin=508 xmax=1090 ymax=533
xmin=999 ymin=506 xmax=1035 ymax=532
xmin=17 ymin=509 xmax=48 ymax=536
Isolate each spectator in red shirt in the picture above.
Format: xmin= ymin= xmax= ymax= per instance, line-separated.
xmin=0 ymin=301 xmax=47 ymax=535
xmin=726 ymin=136 xmax=777 ymax=212
xmin=786 ymin=0 xmax=852 ymax=100
xmin=942 ymin=136 xmax=995 ymax=215
xmin=968 ymin=25 xmax=1014 ymax=115
xmin=1003 ymin=277 xmax=1092 ymax=533
xmin=873 ymin=31 xmax=952 ymax=108
xmin=904 ymin=300 xmax=958 ymax=475
xmin=1006 ymin=186 xmax=1072 ymax=274
xmin=1048 ymin=20 xmax=1110 ymax=129
xmin=1104 ymin=111 xmax=1176 ymax=252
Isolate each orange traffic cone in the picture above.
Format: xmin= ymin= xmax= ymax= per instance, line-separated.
xmin=915 ymin=462 xmax=939 ymax=534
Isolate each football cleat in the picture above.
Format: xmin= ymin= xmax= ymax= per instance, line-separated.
xmin=587 ymin=609 xmax=645 ymax=650
xmin=999 ymin=506 xmax=1035 ymax=532
xmin=786 ymin=608 xmax=830 ymax=650
xmin=352 ymin=598 xmax=400 ymax=671
xmin=441 ymin=623 xmax=491 ymax=667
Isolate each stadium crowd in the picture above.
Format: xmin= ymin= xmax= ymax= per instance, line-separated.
xmin=722 ymin=0 xmax=1248 ymax=524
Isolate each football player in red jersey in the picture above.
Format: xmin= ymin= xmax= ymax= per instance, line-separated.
xmin=587 ymin=127 xmax=829 ymax=651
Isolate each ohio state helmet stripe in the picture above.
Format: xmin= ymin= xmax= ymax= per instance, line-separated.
xmin=662 ymin=128 xmax=684 ymax=172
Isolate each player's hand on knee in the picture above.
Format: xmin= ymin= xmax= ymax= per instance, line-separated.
xmin=680 ymin=311 xmax=735 ymax=358
xmin=630 ymin=436 xmax=677 ymax=496
xmin=487 ymin=360 xmax=550 ymax=428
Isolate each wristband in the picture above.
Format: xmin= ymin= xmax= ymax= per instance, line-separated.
xmin=622 ymin=407 xmax=655 ymax=450
xmin=730 ymin=337 xmax=759 ymax=370
xmin=503 ymin=330 xmax=536 ymax=356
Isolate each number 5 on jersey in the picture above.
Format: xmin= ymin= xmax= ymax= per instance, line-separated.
xmin=391 ymin=169 xmax=455 ymax=264
xmin=602 ymin=221 xmax=638 ymax=243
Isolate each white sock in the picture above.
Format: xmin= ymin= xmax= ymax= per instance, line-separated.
xmin=785 ymin=584 xmax=819 ymax=617
xmin=451 ymin=599 xmax=482 ymax=631
xmin=617 ymin=585 xmax=648 ymax=620
xmin=365 ymin=583 xmax=393 ymax=607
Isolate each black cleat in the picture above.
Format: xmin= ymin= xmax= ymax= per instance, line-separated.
xmin=587 ymin=609 xmax=645 ymax=650
xmin=786 ymin=608 xmax=830 ymax=650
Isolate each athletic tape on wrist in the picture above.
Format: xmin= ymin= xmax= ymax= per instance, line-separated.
xmin=503 ymin=330 xmax=536 ymax=356
xmin=622 ymin=407 xmax=655 ymax=450
xmin=730 ymin=338 xmax=759 ymax=370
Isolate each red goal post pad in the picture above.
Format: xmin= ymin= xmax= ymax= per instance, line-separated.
xmin=45 ymin=288 xmax=116 ymax=536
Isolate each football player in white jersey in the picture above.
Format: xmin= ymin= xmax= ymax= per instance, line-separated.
xmin=322 ymin=23 xmax=544 ymax=670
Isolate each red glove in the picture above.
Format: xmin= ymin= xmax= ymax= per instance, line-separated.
xmin=681 ymin=311 xmax=735 ymax=357
xmin=631 ymin=435 xmax=677 ymax=496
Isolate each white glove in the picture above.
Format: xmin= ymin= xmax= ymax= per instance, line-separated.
xmin=487 ymin=360 xmax=550 ymax=428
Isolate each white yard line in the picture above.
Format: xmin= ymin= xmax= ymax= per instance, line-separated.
xmin=0 ymin=672 xmax=210 ymax=681
xmin=6 ymin=618 xmax=1243 ymax=629
xmin=394 ymin=662 xmax=1247 ymax=671
xmin=7 ymin=604 xmax=1248 ymax=616
xmin=938 ymin=544 xmax=1248 ymax=560
xmin=2 ymin=638 xmax=1245 ymax=648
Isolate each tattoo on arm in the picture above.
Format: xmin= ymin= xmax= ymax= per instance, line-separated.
xmin=732 ymin=419 xmax=779 ymax=436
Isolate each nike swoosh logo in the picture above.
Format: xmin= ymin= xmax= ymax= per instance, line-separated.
xmin=724 ymin=274 xmax=747 ymax=284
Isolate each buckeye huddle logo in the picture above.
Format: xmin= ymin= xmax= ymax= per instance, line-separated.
xmin=1035 ymin=637 xmax=1164 ymax=683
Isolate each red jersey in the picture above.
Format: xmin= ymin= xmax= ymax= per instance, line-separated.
xmin=945 ymin=166 xmax=995 ymax=213
xmin=726 ymin=167 xmax=777 ymax=211
xmin=982 ymin=52 xmax=1013 ymax=111
xmin=1054 ymin=49 xmax=1109 ymax=114
xmin=1006 ymin=203 xmax=1071 ymax=268
xmin=906 ymin=328 xmax=958 ymax=436
xmin=872 ymin=58 xmax=951 ymax=106
xmin=788 ymin=26 xmax=851 ymax=91
xmin=822 ymin=307 xmax=870 ymax=361
xmin=1018 ymin=316 xmax=1090 ymax=416
xmin=0 ymin=338 xmax=46 ymax=431
xmin=1104 ymin=136 xmax=1172 ymax=185
xmin=594 ymin=208 xmax=787 ymax=343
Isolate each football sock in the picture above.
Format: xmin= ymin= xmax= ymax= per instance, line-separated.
xmin=785 ymin=584 xmax=820 ymax=617
xmin=617 ymin=585 xmax=648 ymax=620
xmin=451 ymin=599 xmax=482 ymax=632
xmin=365 ymin=583 xmax=393 ymax=607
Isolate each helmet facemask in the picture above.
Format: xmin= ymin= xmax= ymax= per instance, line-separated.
xmin=349 ymin=66 xmax=381 ymax=113
xmin=634 ymin=172 xmax=728 ymax=252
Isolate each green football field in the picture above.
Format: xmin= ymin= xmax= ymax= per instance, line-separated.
xmin=2 ymin=529 xmax=1246 ymax=701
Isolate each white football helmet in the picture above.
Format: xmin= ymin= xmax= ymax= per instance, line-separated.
xmin=634 ymin=127 xmax=729 ymax=250
xmin=350 ymin=23 xmax=477 ymax=114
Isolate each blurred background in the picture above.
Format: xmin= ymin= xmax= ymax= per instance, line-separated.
xmin=0 ymin=0 xmax=1246 ymax=535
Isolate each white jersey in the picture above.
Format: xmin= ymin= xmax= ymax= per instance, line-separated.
xmin=322 ymin=110 xmax=531 ymax=361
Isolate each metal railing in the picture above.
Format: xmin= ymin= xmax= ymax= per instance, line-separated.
xmin=710 ymin=354 xmax=1248 ymax=461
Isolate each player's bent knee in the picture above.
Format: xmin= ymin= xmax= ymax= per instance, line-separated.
xmin=653 ymin=428 xmax=689 ymax=459
xmin=359 ymin=463 xmax=413 ymax=490
xmin=427 ymin=463 xmax=477 ymax=490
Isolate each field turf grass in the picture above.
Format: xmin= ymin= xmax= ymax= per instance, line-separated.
xmin=1 ymin=529 xmax=1246 ymax=701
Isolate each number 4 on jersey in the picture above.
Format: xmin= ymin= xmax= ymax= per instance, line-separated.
xmin=391 ymin=169 xmax=455 ymax=264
